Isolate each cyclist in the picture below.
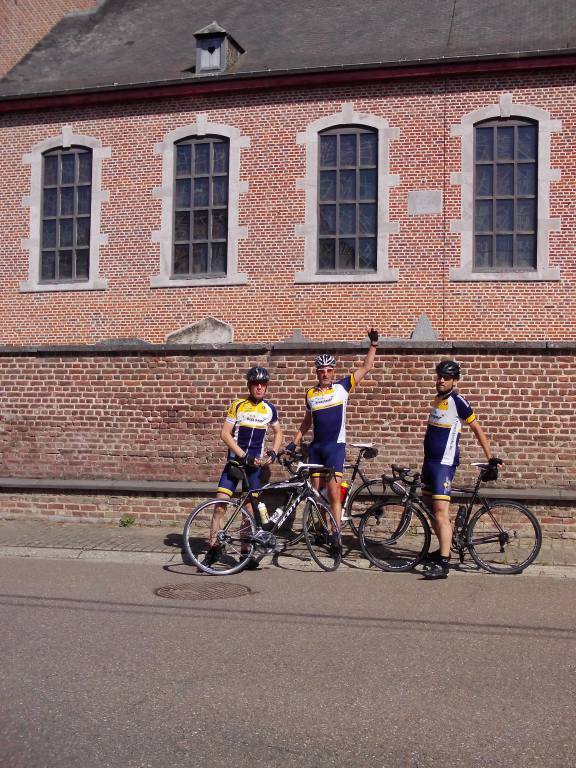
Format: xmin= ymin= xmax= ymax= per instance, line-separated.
xmin=422 ymin=359 xmax=500 ymax=579
xmin=286 ymin=327 xmax=379 ymax=554
xmin=201 ymin=366 xmax=283 ymax=571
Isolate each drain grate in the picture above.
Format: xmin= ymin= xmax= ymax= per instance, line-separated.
xmin=155 ymin=582 xmax=252 ymax=601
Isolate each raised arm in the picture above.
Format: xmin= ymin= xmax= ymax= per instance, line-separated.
xmin=353 ymin=326 xmax=379 ymax=385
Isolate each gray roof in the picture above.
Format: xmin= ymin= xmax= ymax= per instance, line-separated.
xmin=1 ymin=0 xmax=575 ymax=98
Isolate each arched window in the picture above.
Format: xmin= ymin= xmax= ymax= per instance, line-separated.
xmin=173 ymin=135 xmax=229 ymax=276
xmin=21 ymin=126 xmax=109 ymax=293
xmin=295 ymin=103 xmax=399 ymax=284
xmin=450 ymin=97 xmax=560 ymax=282
xmin=317 ymin=126 xmax=378 ymax=273
xmin=151 ymin=118 xmax=248 ymax=288
xmin=40 ymin=146 xmax=92 ymax=282
xmin=474 ymin=119 xmax=537 ymax=271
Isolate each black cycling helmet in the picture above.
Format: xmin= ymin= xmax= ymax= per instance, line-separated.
xmin=246 ymin=366 xmax=270 ymax=383
xmin=435 ymin=360 xmax=460 ymax=380
xmin=314 ymin=353 xmax=336 ymax=369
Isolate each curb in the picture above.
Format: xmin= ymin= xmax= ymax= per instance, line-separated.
xmin=0 ymin=546 xmax=180 ymax=565
xmin=1 ymin=545 xmax=575 ymax=577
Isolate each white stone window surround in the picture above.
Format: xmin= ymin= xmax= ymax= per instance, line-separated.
xmin=450 ymin=94 xmax=562 ymax=282
xmin=20 ymin=125 xmax=110 ymax=293
xmin=295 ymin=102 xmax=400 ymax=284
xmin=151 ymin=115 xmax=249 ymax=288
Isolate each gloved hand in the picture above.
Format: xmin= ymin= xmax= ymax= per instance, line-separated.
xmin=367 ymin=327 xmax=379 ymax=344
xmin=266 ymin=450 xmax=277 ymax=464
xmin=285 ymin=441 xmax=297 ymax=454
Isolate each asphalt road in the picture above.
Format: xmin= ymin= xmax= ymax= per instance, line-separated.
xmin=0 ymin=556 xmax=574 ymax=768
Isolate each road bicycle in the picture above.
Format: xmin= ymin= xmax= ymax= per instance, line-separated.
xmin=358 ymin=461 xmax=543 ymax=574
xmin=182 ymin=455 xmax=342 ymax=575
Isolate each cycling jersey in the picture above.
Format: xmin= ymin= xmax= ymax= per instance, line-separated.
xmin=224 ymin=398 xmax=278 ymax=459
xmin=423 ymin=391 xmax=476 ymax=466
xmin=216 ymin=397 xmax=279 ymax=497
xmin=305 ymin=375 xmax=355 ymax=445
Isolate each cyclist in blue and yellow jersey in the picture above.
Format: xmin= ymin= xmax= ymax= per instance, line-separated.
xmin=287 ymin=327 xmax=379 ymax=555
xmin=201 ymin=366 xmax=283 ymax=570
xmin=422 ymin=359 xmax=500 ymax=580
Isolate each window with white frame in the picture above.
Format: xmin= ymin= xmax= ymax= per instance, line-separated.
xmin=450 ymin=97 xmax=561 ymax=282
xmin=295 ymin=103 xmax=399 ymax=284
xmin=20 ymin=126 xmax=109 ymax=293
xmin=151 ymin=118 xmax=249 ymax=288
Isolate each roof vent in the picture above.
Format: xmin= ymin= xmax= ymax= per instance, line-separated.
xmin=193 ymin=21 xmax=244 ymax=75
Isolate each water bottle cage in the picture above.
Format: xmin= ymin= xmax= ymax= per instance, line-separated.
xmin=268 ymin=498 xmax=297 ymax=529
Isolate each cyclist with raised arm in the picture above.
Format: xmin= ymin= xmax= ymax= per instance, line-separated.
xmin=286 ymin=327 xmax=379 ymax=555
xmin=422 ymin=359 xmax=500 ymax=580
xmin=201 ymin=366 xmax=283 ymax=571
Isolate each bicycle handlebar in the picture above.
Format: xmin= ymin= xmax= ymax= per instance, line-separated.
xmin=278 ymin=451 xmax=336 ymax=479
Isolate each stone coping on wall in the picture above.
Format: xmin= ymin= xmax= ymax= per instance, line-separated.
xmin=0 ymin=340 xmax=576 ymax=356
xmin=0 ymin=476 xmax=575 ymax=503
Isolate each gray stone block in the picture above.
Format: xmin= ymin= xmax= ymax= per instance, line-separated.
xmin=408 ymin=190 xmax=442 ymax=215
xmin=166 ymin=317 xmax=234 ymax=344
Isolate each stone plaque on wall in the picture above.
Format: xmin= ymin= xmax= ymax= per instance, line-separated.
xmin=408 ymin=190 xmax=442 ymax=215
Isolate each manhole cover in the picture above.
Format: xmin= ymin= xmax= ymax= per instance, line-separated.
xmin=155 ymin=582 xmax=252 ymax=601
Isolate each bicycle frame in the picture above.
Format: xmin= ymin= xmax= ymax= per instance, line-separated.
xmin=219 ymin=461 xmax=334 ymax=546
xmin=377 ymin=463 xmax=512 ymax=558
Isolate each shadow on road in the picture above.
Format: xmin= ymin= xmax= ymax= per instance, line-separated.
xmin=1 ymin=590 xmax=574 ymax=642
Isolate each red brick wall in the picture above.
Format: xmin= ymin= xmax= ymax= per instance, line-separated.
xmin=0 ymin=490 xmax=202 ymax=525
xmin=0 ymin=344 xmax=574 ymax=535
xmin=0 ymin=0 xmax=98 ymax=77
xmin=0 ymin=344 xmax=573 ymax=490
xmin=0 ymin=68 xmax=574 ymax=345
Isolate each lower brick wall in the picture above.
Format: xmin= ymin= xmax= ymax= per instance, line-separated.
xmin=531 ymin=503 xmax=576 ymax=539
xmin=0 ymin=490 xmax=204 ymax=526
xmin=0 ymin=491 xmax=573 ymax=540
xmin=0 ymin=341 xmax=575 ymax=534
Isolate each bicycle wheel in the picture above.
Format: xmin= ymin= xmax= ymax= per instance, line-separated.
xmin=303 ymin=498 xmax=342 ymax=571
xmin=182 ymin=499 xmax=257 ymax=575
xmin=466 ymin=500 xmax=542 ymax=574
xmin=344 ymin=478 xmax=388 ymax=537
xmin=359 ymin=500 xmax=430 ymax=572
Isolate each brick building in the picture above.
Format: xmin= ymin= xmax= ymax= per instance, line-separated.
xmin=0 ymin=0 xmax=575 ymax=535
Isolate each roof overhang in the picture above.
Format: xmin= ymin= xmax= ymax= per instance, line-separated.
xmin=1 ymin=51 xmax=576 ymax=114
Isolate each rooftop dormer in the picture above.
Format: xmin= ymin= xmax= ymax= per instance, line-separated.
xmin=193 ymin=21 xmax=244 ymax=75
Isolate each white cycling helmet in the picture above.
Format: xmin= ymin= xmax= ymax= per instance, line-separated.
xmin=314 ymin=353 xmax=336 ymax=369
xmin=246 ymin=366 xmax=270 ymax=383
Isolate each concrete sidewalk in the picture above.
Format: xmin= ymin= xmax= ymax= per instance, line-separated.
xmin=0 ymin=516 xmax=575 ymax=577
